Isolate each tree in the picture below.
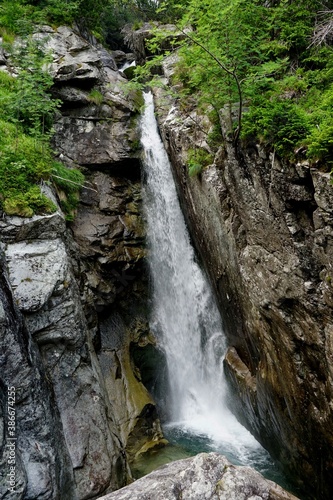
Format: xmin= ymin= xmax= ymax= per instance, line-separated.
xmin=145 ymin=0 xmax=269 ymax=146
xmin=142 ymin=0 xmax=333 ymax=162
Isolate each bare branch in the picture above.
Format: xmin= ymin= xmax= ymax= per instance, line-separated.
xmin=310 ymin=10 xmax=333 ymax=47
xmin=51 ymin=175 xmax=97 ymax=192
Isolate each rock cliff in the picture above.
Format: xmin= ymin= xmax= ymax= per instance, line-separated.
xmin=0 ymin=25 xmax=164 ymax=499
xmin=0 ymin=249 xmax=75 ymax=500
xmin=2 ymin=20 xmax=333 ymax=500
xmin=153 ymin=58 xmax=333 ymax=499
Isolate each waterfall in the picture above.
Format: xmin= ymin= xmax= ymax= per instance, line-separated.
xmin=140 ymin=91 xmax=270 ymax=468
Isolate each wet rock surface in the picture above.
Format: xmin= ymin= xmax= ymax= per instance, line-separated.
xmin=100 ymin=453 xmax=299 ymax=500
xmin=154 ymin=58 xmax=333 ymax=499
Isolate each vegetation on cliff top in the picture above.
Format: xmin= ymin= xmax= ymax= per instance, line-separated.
xmin=1 ymin=0 xmax=332 ymax=210
xmin=0 ymin=0 xmax=164 ymax=42
xmin=0 ymin=35 xmax=84 ymax=218
xmin=137 ymin=0 xmax=333 ymax=170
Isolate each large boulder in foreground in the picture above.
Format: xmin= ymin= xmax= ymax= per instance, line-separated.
xmin=100 ymin=453 xmax=299 ymax=500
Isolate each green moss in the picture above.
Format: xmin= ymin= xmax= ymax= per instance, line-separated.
xmin=3 ymin=186 xmax=56 ymax=217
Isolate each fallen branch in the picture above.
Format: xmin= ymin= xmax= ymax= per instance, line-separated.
xmin=51 ymin=174 xmax=98 ymax=192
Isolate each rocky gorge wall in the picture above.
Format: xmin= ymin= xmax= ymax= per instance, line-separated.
xmin=1 ymin=20 xmax=332 ymax=500
xmin=153 ymin=63 xmax=333 ymax=498
xmin=0 ymin=26 xmax=165 ymax=499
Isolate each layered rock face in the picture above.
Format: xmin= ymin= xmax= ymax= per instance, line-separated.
xmin=0 ymin=26 xmax=164 ymax=499
xmin=100 ymin=453 xmax=299 ymax=500
xmin=0 ymin=250 xmax=74 ymax=499
xmin=1 ymin=212 xmax=127 ymax=499
xmin=154 ymin=70 xmax=333 ymax=498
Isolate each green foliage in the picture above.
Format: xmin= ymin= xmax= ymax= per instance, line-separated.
xmin=88 ymin=88 xmax=104 ymax=105
xmin=51 ymin=162 xmax=85 ymax=193
xmin=0 ymin=1 xmax=37 ymax=35
xmin=0 ymin=114 xmax=84 ymax=218
xmin=187 ymin=148 xmax=213 ymax=177
xmin=51 ymin=162 xmax=85 ymax=220
xmin=0 ymin=36 xmax=82 ymax=219
xmin=0 ymin=28 xmax=16 ymax=45
xmin=39 ymin=0 xmax=80 ymax=26
xmin=0 ymin=1 xmax=177 ymax=47
xmin=140 ymin=0 xmax=332 ymax=166
xmin=5 ymin=36 xmax=61 ymax=140
xmin=304 ymin=83 xmax=333 ymax=166
xmin=0 ymin=0 xmax=101 ymax=33
xmin=156 ymin=0 xmax=190 ymax=23
xmin=243 ymin=100 xmax=310 ymax=156
xmin=0 ymin=117 xmax=55 ymax=216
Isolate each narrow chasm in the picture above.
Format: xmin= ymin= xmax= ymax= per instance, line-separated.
xmin=1 ymin=7 xmax=333 ymax=500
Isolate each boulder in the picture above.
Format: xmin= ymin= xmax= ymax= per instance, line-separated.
xmin=100 ymin=453 xmax=299 ymax=500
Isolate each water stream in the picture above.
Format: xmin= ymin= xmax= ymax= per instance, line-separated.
xmin=140 ymin=91 xmax=287 ymax=487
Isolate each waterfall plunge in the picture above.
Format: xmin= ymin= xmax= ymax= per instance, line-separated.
xmin=140 ymin=91 xmax=266 ymax=465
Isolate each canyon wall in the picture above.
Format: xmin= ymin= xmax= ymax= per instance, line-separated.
xmin=1 ymin=21 xmax=333 ymax=500
xmin=153 ymin=63 xmax=333 ymax=499
xmin=0 ymin=26 xmax=164 ymax=500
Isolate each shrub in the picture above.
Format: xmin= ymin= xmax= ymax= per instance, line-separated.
xmin=51 ymin=162 xmax=85 ymax=220
xmin=242 ymin=100 xmax=310 ymax=157
xmin=187 ymin=148 xmax=213 ymax=177
xmin=88 ymin=88 xmax=104 ymax=106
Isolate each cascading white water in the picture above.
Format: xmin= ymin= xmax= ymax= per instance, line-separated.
xmin=140 ymin=91 xmax=270 ymax=466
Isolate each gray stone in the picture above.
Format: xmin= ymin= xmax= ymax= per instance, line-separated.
xmin=0 ymin=251 xmax=74 ymax=500
xmin=0 ymin=212 xmax=66 ymax=242
xmin=123 ymin=24 xmax=190 ymax=65
xmin=312 ymin=170 xmax=333 ymax=214
xmin=53 ymin=85 xmax=91 ymax=104
xmin=6 ymin=239 xmax=68 ymax=312
xmin=42 ymin=27 xmax=101 ymax=84
xmin=100 ymin=453 xmax=299 ymax=500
